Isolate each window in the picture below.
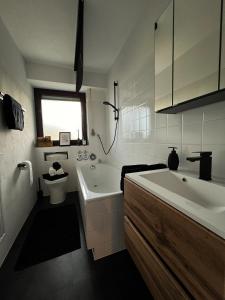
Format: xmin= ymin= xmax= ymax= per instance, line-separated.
xmin=41 ymin=99 xmax=82 ymax=140
xmin=34 ymin=89 xmax=87 ymax=145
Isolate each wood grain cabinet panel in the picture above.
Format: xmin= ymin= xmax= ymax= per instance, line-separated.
xmin=125 ymin=216 xmax=190 ymax=300
xmin=124 ymin=178 xmax=225 ymax=300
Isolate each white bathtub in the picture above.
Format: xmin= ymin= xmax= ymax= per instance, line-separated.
xmin=76 ymin=163 xmax=125 ymax=260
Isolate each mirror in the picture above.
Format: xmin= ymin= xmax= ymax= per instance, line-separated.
xmin=155 ymin=1 xmax=173 ymax=111
xmin=173 ymin=0 xmax=221 ymax=105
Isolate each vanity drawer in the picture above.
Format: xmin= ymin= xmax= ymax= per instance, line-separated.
xmin=125 ymin=216 xmax=190 ymax=300
xmin=124 ymin=178 xmax=225 ymax=300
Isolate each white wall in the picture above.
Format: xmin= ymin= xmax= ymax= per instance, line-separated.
xmin=0 ymin=17 xmax=36 ymax=266
xmin=26 ymin=61 xmax=107 ymax=90
xmin=35 ymin=88 xmax=107 ymax=195
xmin=106 ymin=5 xmax=225 ymax=181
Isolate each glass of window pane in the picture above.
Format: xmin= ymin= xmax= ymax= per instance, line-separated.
xmin=41 ymin=99 xmax=83 ymax=140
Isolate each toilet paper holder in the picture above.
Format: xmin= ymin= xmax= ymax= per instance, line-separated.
xmin=17 ymin=160 xmax=33 ymax=185
xmin=17 ymin=163 xmax=27 ymax=169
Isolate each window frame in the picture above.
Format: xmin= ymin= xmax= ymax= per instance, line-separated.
xmin=34 ymin=88 xmax=88 ymax=146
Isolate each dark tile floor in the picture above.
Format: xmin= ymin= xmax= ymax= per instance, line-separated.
xmin=0 ymin=193 xmax=152 ymax=300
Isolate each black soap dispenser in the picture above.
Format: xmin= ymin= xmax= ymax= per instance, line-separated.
xmin=168 ymin=147 xmax=179 ymax=170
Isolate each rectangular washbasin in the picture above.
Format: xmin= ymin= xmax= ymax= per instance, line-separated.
xmin=138 ymin=171 xmax=225 ymax=213
xmin=126 ymin=169 xmax=225 ymax=239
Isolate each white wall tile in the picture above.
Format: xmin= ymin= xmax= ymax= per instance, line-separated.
xmin=182 ymin=108 xmax=204 ymax=124
xmin=167 ymin=126 xmax=182 ymax=144
xmin=203 ymin=119 xmax=225 ymax=145
xmin=204 ymin=101 xmax=225 ymax=121
xmin=155 ymin=127 xmax=168 ymax=144
xmin=167 ymin=114 xmax=182 ymax=127
xmin=155 ymin=113 xmax=167 ymax=128
xmin=183 ymin=123 xmax=202 ymax=145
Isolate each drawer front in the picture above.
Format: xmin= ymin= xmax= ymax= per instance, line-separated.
xmin=125 ymin=216 xmax=190 ymax=300
xmin=124 ymin=178 xmax=225 ymax=300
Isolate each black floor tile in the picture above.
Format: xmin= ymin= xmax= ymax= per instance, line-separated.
xmin=0 ymin=192 xmax=152 ymax=300
xmin=15 ymin=204 xmax=80 ymax=270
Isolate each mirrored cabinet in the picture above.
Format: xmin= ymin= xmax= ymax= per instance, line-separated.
xmin=174 ymin=0 xmax=221 ymax=105
xmin=155 ymin=0 xmax=225 ymax=113
xmin=220 ymin=2 xmax=225 ymax=89
xmin=155 ymin=1 xmax=173 ymax=111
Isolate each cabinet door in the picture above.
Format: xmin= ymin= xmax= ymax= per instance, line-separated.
xmin=125 ymin=216 xmax=190 ymax=300
xmin=220 ymin=2 xmax=225 ymax=89
xmin=155 ymin=1 xmax=173 ymax=111
xmin=173 ymin=0 xmax=221 ymax=105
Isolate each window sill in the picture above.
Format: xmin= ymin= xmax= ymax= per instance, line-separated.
xmin=35 ymin=144 xmax=89 ymax=148
xmin=35 ymin=139 xmax=89 ymax=148
xmin=35 ymin=145 xmax=89 ymax=148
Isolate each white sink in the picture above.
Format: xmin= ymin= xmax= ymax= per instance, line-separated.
xmin=141 ymin=171 xmax=225 ymax=213
xmin=126 ymin=169 xmax=225 ymax=239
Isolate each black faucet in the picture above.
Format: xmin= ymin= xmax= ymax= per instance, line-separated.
xmin=186 ymin=151 xmax=212 ymax=181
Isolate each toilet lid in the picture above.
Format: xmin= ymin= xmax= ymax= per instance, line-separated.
xmin=42 ymin=172 xmax=68 ymax=181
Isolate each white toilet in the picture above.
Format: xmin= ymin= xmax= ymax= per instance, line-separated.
xmin=43 ymin=152 xmax=69 ymax=204
xmin=44 ymin=175 xmax=68 ymax=204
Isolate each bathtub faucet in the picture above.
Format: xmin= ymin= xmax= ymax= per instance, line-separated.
xmin=90 ymin=165 xmax=96 ymax=169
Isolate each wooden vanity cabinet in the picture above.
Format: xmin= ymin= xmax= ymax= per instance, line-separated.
xmin=124 ymin=216 xmax=189 ymax=299
xmin=124 ymin=178 xmax=225 ymax=300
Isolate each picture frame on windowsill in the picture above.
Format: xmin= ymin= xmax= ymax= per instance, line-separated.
xmin=59 ymin=132 xmax=71 ymax=146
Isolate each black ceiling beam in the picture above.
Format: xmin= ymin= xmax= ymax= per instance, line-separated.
xmin=74 ymin=0 xmax=84 ymax=92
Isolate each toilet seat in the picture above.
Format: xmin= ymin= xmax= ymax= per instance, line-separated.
xmin=44 ymin=176 xmax=68 ymax=185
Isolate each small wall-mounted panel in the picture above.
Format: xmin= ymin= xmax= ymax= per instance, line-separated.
xmin=44 ymin=151 xmax=68 ymax=162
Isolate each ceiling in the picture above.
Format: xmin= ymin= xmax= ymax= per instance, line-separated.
xmin=0 ymin=0 xmax=155 ymax=74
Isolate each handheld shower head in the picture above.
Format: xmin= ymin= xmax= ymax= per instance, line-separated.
xmin=103 ymin=101 xmax=119 ymax=112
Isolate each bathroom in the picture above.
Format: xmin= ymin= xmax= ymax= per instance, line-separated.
xmin=0 ymin=0 xmax=225 ymax=299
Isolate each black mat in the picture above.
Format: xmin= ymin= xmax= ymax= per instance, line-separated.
xmin=15 ymin=204 xmax=80 ymax=270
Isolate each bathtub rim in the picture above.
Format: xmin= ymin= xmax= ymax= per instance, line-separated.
xmin=76 ymin=163 xmax=122 ymax=202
